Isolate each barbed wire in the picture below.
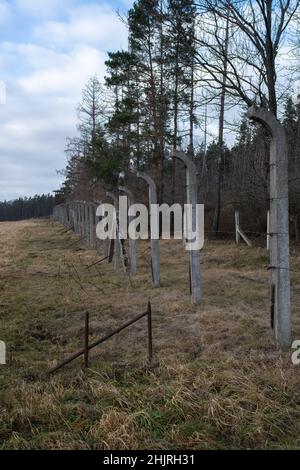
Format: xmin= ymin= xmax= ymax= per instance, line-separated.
xmin=267 ymin=265 xmax=300 ymax=274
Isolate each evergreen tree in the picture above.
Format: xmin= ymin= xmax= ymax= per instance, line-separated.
xmin=105 ymin=50 xmax=140 ymax=171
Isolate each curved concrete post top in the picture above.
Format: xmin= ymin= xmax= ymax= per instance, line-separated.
xmin=247 ymin=106 xmax=286 ymax=142
xmin=118 ymin=186 xmax=134 ymax=205
xmin=171 ymin=150 xmax=198 ymax=175
xmin=136 ymin=172 xmax=156 ymax=191
xmin=136 ymin=172 xmax=158 ymax=204
xmin=93 ymin=200 xmax=102 ymax=207
xmin=106 ymin=191 xmax=119 ymax=207
xmin=248 ymin=106 xmax=290 ymax=348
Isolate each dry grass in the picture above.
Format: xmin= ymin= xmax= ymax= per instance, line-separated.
xmin=0 ymin=219 xmax=300 ymax=449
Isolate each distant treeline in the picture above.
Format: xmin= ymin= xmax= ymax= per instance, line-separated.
xmin=0 ymin=195 xmax=54 ymax=221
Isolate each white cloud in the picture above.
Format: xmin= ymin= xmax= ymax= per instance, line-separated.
xmin=0 ymin=2 xmax=129 ymax=200
xmin=14 ymin=0 xmax=76 ymax=18
xmin=19 ymin=46 xmax=107 ymax=95
xmin=34 ymin=4 xmax=128 ymax=50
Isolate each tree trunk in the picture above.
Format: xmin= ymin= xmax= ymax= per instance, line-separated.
xmin=188 ymin=30 xmax=195 ymax=158
xmin=212 ymin=13 xmax=229 ymax=239
xmin=172 ymin=41 xmax=180 ymax=204
xmin=265 ymin=0 xmax=277 ymax=116
xmin=158 ymin=0 xmax=165 ymax=204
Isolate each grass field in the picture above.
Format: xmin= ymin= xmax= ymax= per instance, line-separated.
xmin=1 ymin=218 xmax=300 ymax=449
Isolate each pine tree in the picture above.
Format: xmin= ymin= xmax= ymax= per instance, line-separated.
xmin=105 ymin=50 xmax=140 ymax=171
xmin=128 ymin=0 xmax=170 ymax=201
xmin=166 ymin=0 xmax=197 ymax=202
xmin=283 ymin=96 xmax=298 ymax=171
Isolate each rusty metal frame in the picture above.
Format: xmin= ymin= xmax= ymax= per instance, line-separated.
xmin=48 ymin=302 xmax=153 ymax=374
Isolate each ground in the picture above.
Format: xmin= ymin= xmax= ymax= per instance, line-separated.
xmin=0 ymin=219 xmax=300 ymax=450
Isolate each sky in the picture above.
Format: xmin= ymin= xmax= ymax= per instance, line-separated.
xmin=0 ymin=0 xmax=133 ymax=201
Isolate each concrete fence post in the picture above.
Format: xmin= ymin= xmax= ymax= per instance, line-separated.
xmin=69 ymin=203 xmax=73 ymax=229
xmin=88 ymin=203 xmax=94 ymax=248
xmin=93 ymin=202 xmax=100 ymax=254
xmin=81 ymin=202 xmax=85 ymax=238
xmin=72 ymin=203 xmax=76 ymax=232
xmin=76 ymin=203 xmax=79 ymax=234
xmin=76 ymin=202 xmax=79 ymax=233
xmin=64 ymin=204 xmax=68 ymax=226
xmin=267 ymin=210 xmax=270 ymax=251
xmin=247 ymin=105 xmax=291 ymax=348
xmin=235 ymin=211 xmax=241 ymax=244
xmin=119 ymin=186 xmax=137 ymax=275
xmin=235 ymin=211 xmax=252 ymax=247
xmin=90 ymin=202 xmax=97 ymax=248
xmin=172 ymin=151 xmax=201 ymax=304
xmin=106 ymin=192 xmax=120 ymax=272
xmin=95 ymin=199 xmax=109 ymax=258
xmin=79 ymin=202 xmax=83 ymax=235
xmin=66 ymin=202 xmax=70 ymax=227
xmin=136 ymin=172 xmax=160 ymax=288
xmin=78 ymin=203 xmax=82 ymax=237
xmin=72 ymin=203 xmax=77 ymax=232
xmin=84 ymin=202 xmax=89 ymax=246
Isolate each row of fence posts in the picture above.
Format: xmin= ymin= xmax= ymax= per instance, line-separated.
xmin=52 ymin=152 xmax=201 ymax=304
xmin=53 ymin=171 xmax=272 ymax=306
xmin=52 ymin=125 xmax=292 ymax=350
xmin=53 ymin=200 xmax=110 ymax=258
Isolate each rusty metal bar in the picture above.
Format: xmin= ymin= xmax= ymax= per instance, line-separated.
xmin=86 ymin=255 xmax=110 ymax=270
xmin=108 ymin=238 xmax=115 ymax=263
xmin=67 ymin=235 xmax=87 ymax=248
xmin=147 ymin=302 xmax=153 ymax=364
xmin=84 ymin=312 xmax=89 ymax=368
xmin=61 ymin=225 xmax=75 ymax=235
xmin=271 ymin=284 xmax=275 ymax=329
xmin=48 ymin=305 xmax=153 ymax=374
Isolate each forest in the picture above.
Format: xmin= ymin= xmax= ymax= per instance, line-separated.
xmin=58 ymin=0 xmax=300 ymax=239
xmin=0 ymin=195 xmax=54 ymax=222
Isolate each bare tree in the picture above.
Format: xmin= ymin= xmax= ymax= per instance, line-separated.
xmin=195 ymin=0 xmax=300 ymax=115
xmin=212 ymin=12 xmax=230 ymax=238
xmin=77 ymin=75 xmax=105 ymax=156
